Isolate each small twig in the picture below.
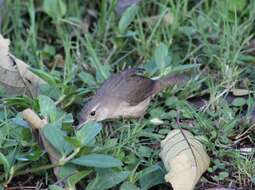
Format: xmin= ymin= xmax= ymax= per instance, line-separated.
xmin=14 ymin=163 xmax=61 ymax=176
xmin=22 ymin=109 xmax=47 ymax=129
xmin=20 ymin=176 xmax=33 ymax=186
xmin=234 ymin=124 xmax=255 ymax=141
xmin=21 ymin=109 xmax=62 ymax=178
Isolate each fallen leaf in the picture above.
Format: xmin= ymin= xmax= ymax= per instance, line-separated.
xmin=22 ymin=109 xmax=47 ymax=129
xmin=139 ymin=11 xmax=174 ymax=27
xmin=22 ymin=108 xmax=61 ymax=178
xmin=163 ymin=12 xmax=174 ymax=25
xmin=231 ymin=88 xmax=250 ymax=96
xmin=160 ymin=129 xmax=210 ymax=190
xmin=47 ymin=54 xmax=65 ymax=68
xmin=0 ymin=34 xmax=45 ymax=97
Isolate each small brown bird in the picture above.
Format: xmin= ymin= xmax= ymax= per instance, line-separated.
xmin=79 ymin=68 xmax=187 ymax=125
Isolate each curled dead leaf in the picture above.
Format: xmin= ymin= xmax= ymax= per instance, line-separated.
xmin=0 ymin=34 xmax=45 ymax=97
xmin=163 ymin=12 xmax=174 ymax=25
xmin=22 ymin=109 xmax=47 ymax=129
xmin=22 ymin=108 xmax=61 ymax=177
xmin=47 ymin=54 xmax=65 ymax=68
xmin=140 ymin=11 xmax=174 ymax=26
xmin=160 ymin=129 xmax=210 ymax=190
xmin=231 ymin=88 xmax=250 ymax=96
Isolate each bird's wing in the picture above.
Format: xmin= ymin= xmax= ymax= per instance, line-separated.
xmin=96 ymin=68 xmax=144 ymax=96
xmin=119 ymin=75 xmax=155 ymax=105
xmin=96 ymin=68 xmax=155 ymax=106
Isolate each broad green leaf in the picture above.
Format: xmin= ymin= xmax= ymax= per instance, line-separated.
xmin=87 ymin=171 xmax=130 ymax=190
xmin=165 ymin=96 xmax=179 ymax=107
xmin=226 ymin=0 xmax=246 ymax=11
xmin=42 ymin=123 xmax=66 ymax=155
xmin=79 ymin=72 xmax=96 ymax=86
xmin=96 ymin=64 xmax=111 ymax=83
xmin=38 ymin=95 xmax=59 ymax=122
xmin=43 ymin=0 xmax=66 ymax=21
xmin=65 ymin=136 xmax=82 ymax=148
xmin=77 ymin=122 xmax=102 ymax=146
xmin=71 ymin=154 xmax=123 ymax=168
xmin=42 ymin=44 xmax=56 ymax=57
xmin=62 ymin=113 xmax=74 ymax=128
xmin=39 ymin=84 xmax=61 ymax=100
xmin=49 ymin=185 xmax=64 ymax=190
xmin=38 ymin=95 xmax=56 ymax=116
xmin=138 ymin=164 xmax=166 ymax=190
xmin=179 ymin=26 xmax=197 ymax=36
xmin=96 ymin=168 xmax=113 ymax=176
xmin=67 ymin=170 xmax=92 ymax=188
xmin=138 ymin=146 xmax=153 ymax=158
xmin=58 ymin=164 xmax=77 ymax=180
xmin=154 ymin=43 xmax=170 ymax=73
xmin=120 ymin=181 xmax=140 ymax=190
xmin=118 ymin=5 xmax=138 ymax=33
xmin=232 ymin=98 xmax=247 ymax=107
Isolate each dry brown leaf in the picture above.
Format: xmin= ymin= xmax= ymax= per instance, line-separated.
xmin=0 ymin=34 xmax=44 ymax=97
xmin=22 ymin=109 xmax=61 ymax=177
xmin=140 ymin=11 xmax=174 ymax=26
xmin=160 ymin=129 xmax=210 ymax=190
xmin=231 ymin=89 xmax=250 ymax=96
xmin=22 ymin=109 xmax=47 ymax=129
xmin=47 ymin=54 xmax=65 ymax=68
xmin=163 ymin=12 xmax=174 ymax=25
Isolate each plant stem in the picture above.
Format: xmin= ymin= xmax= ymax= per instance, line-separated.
xmin=14 ymin=163 xmax=60 ymax=177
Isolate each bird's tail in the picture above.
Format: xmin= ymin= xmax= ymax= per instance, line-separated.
xmin=154 ymin=74 xmax=188 ymax=94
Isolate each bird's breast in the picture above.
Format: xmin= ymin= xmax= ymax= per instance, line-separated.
xmin=112 ymin=98 xmax=151 ymax=118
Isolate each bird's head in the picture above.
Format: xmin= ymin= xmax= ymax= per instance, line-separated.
xmin=78 ymin=96 xmax=110 ymax=126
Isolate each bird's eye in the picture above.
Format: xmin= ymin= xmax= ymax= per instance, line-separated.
xmin=90 ymin=111 xmax=96 ymax=116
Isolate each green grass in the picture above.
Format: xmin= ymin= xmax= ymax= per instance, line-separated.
xmin=0 ymin=0 xmax=255 ymax=189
